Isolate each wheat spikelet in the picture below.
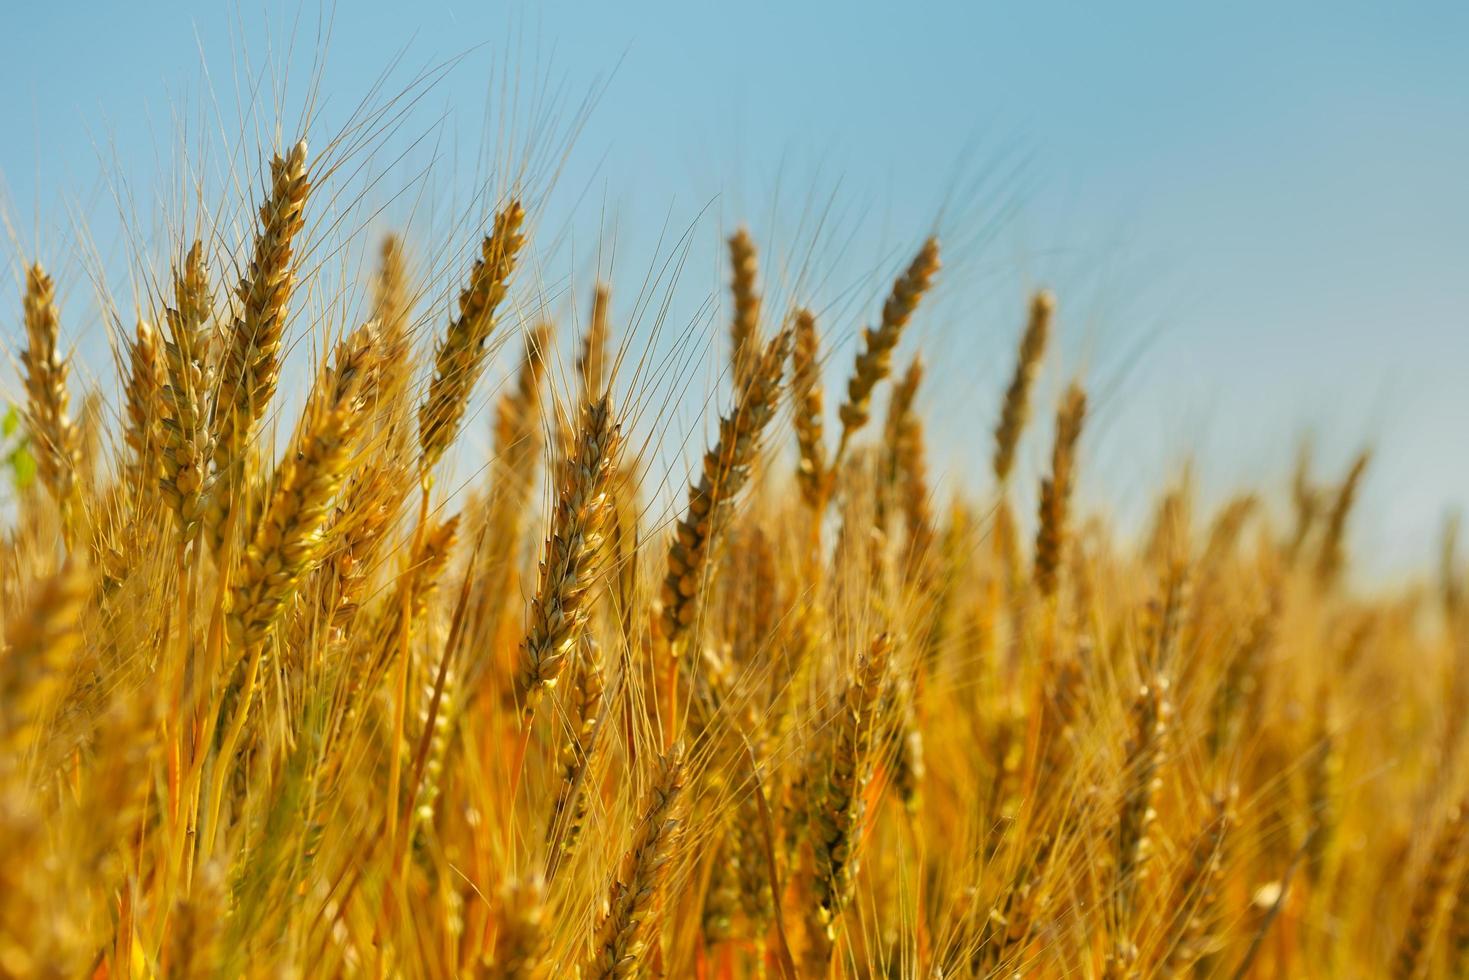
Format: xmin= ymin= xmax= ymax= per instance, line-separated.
xmin=358 ymin=512 xmax=461 ymax=693
xmin=418 ymin=199 xmax=527 ymax=471
xmin=1033 ymin=382 xmax=1087 ymax=599
xmin=660 ymin=329 xmax=792 ymax=649
xmin=19 ymin=264 xmax=84 ymax=526
xmin=1448 ymin=845 xmax=1469 ymax=976
xmin=515 ymin=394 xmax=622 ymax=718
xmin=583 ymin=744 xmax=687 ymax=980
xmin=1286 ymin=440 xmax=1322 ymax=562
xmin=992 ymin=289 xmax=1054 ymax=485
xmin=974 ymin=833 xmax=1055 ymax=973
xmin=835 ymin=237 xmax=940 ymax=459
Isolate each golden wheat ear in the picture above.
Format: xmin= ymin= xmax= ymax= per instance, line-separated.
xmin=1394 ymin=802 xmax=1467 ymax=979
xmin=583 ymin=743 xmax=687 ymax=980
xmin=805 ymin=633 xmax=893 ymax=971
xmin=661 ymin=328 xmax=793 ymax=652
xmin=370 ymin=233 xmax=415 ymax=431
xmin=1033 ymin=381 xmax=1087 ymax=600
xmin=121 ymin=319 xmax=165 ymax=497
xmin=515 ymin=394 xmax=623 ymax=720
xmin=790 ymin=307 xmax=828 ymax=511
xmin=206 ymin=140 xmax=311 ymax=555
xmin=418 ymin=199 xmax=527 ymax=473
xmin=0 ymin=558 xmax=88 ymax=754
xmin=489 ymin=873 xmax=551 ymax=979
xmin=1316 ymin=449 xmax=1371 ymax=588
xmin=19 ymin=264 xmax=84 ymax=535
xmin=728 ymin=228 xmax=762 ymax=391
xmin=993 ymin=289 xmax=1054 ymax=486
xmin=226 ymin=322 xmax=378 ymax=651
xmin=158 ymin=241 xmax=215 ymax=543
xmin=834 ymin=236 xmax=940 ymax=465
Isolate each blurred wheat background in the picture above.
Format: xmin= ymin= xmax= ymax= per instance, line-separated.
xmin=1 ymin=3 xmax=1467 ymax=978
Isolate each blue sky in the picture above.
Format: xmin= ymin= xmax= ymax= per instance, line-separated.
xmin=3 ymin=1 xmax=1467 ymax=576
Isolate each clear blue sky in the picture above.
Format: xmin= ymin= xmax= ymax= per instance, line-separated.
xmin=3 ymin=1 xmax=1467 ymax=576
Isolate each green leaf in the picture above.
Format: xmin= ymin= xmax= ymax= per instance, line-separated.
xmin=1 ymin=405 xmax=17 ymax=439
xmin=9 ymin=444 xmax=36 ymax=490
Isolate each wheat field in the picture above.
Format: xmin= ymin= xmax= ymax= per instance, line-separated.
xmin=0 ymin=70 xmax=1465 ymax=980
